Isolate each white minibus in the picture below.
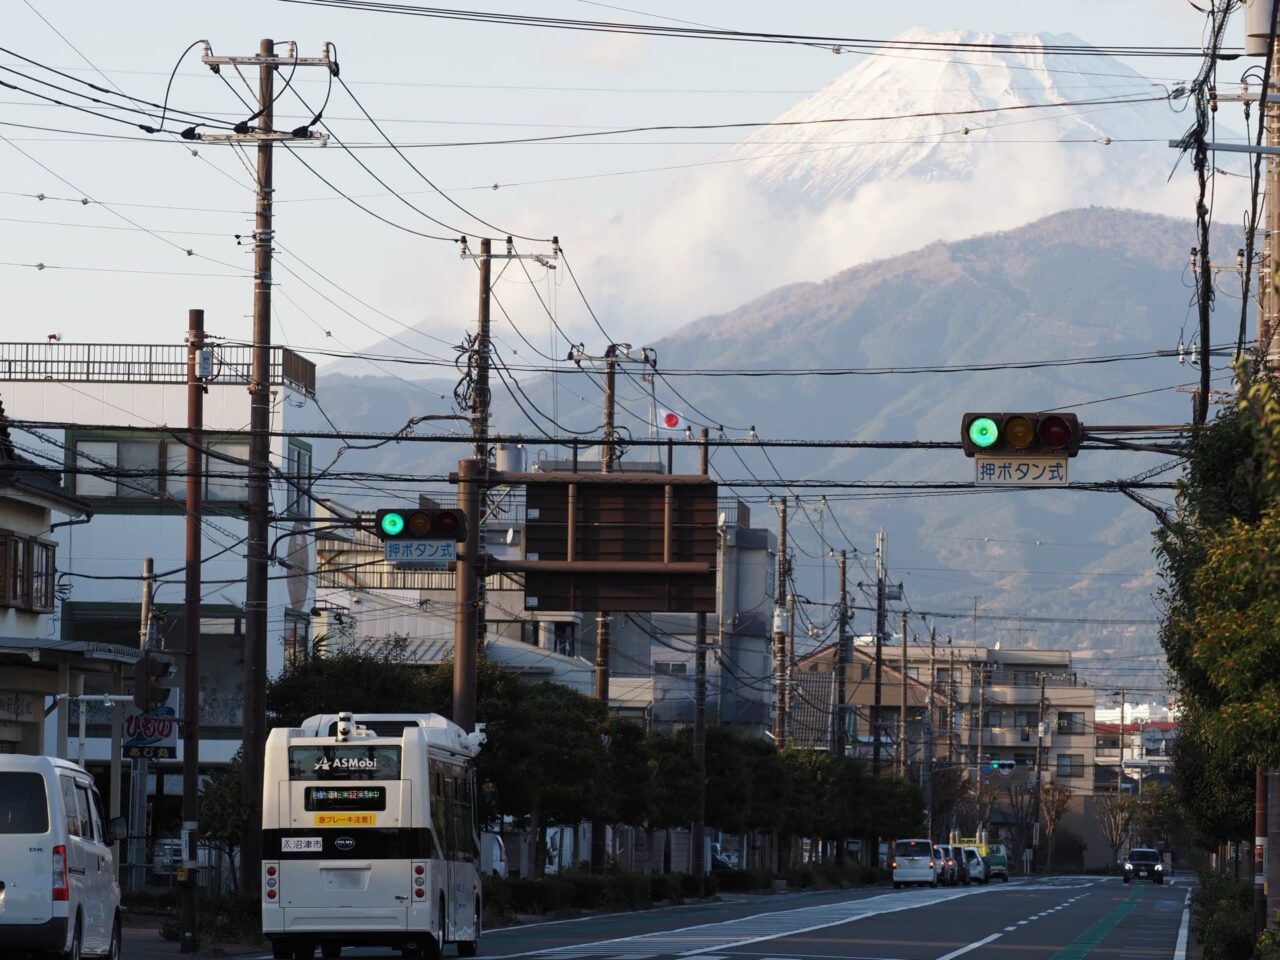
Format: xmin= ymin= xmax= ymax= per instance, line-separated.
xmin=262 ymin=712 xmax=485 ymax=960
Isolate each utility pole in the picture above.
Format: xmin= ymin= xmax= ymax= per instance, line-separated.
xmin=971 ymin=595 xmax=981 ymax=646
xmin=834 ymin=550 xmax=849 ymax=758
xmin=925 ymin=626 xmax=936 ymax=840
xmin=1116 ymin=689 xmax=1126 ymax=794
xmin=976 ymin=662 xmax=986 ymax=775
xmin=692 ymin=428 xmax=709 ymax=897
xmin=180 ymin=309 xmax=204 ymax=952
xmin=786 ymin=591 xmax=796 ymax=746
xmin=453 ymin=458 xmax=483 ymax=733
xmin=472 ymin=238 xmax=492 ymax=460
xmin=947 ymin=645 xmax=956 ymax=764
xmin=899 ymin=612 xmax=909 ymax=778
xmin=872 ymin=529 xmax=886 ymax=776
xmin=834 ymin=549 xmax=848 ymax=865
xmin=199 ymin=39 xmax=330 ymax=895
xmin=129 ymin=558 xmax=155 ymax=891
xmin=1034 ymin=673 xmax=1047 ymax=873
xmin=771 ymin=497 xmax=788 ymax=745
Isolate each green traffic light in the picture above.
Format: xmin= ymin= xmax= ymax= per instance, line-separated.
xmin=968 ymin=417 xmax=999 ymax=449
xmin=380 ymin=511 xmax=406 ymax=536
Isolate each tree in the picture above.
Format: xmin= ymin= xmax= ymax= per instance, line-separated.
xmin=1170 ymin=705 xmax=1253 ymax=849
xmin=1130 ymin=784 xmax=1181 ymax=848
xmin=1093 ymin=792 xmax=1132 ymax=869
xmin=200 ymin=752 xmax=248 ymax=893
xmin=1006 ymin=783 xmax=1036 ymax=873
xmin=266 ymin=642 xmax=434 ymax=728
xmin=1040 ymin=783 xmax=1072 ymax=873
xmin=647 ymin=729 xmax=701 ymax=872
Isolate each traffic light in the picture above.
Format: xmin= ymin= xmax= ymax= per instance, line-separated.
xmin=372 ymin=508 xmax=467 ymax=543
xmin=132 ymin=652 xmax=172 ymax=712
xmin=961 ymin=412 xmax=1081 ymax=457
xmin=983 ymin=759 xmax=1016 ymax=777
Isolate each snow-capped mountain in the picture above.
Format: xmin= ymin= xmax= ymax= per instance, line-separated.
xmin=727 ymin=27 xmax=1190 ymax=205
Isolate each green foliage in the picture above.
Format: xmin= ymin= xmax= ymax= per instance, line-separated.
xmin=1190 ymin=868 xmax=1254 ymax=960
xmin=1128 ymin=784 xmax=1181 ymax=847
xmin=647 ymin=729 xmax=701 ymax=830
xmin=266 ymin=643 xmax=434 ymax=728
xmin=1170 ymin=704 xmax=1253 ymax=848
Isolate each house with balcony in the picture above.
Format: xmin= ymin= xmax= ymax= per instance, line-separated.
xmin=0 ymin=341 xmax=318 ymax=833
xmin=1095 ymin=719 xmax=1177 ymax=795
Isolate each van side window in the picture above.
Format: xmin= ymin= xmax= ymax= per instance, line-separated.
xmin=60 ymin=776 xmax=81 ymax=837
xmin=76 ymin=784 xmax=100 ymax=842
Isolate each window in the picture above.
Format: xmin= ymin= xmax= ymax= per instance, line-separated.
xmin=287 ymin=442 xmax=312 ymax=516
xmin=0 ymin=772 xmax=49 ymax=833
xmin=72 ymin=435 xmax=250 ymax=503
xmin=935 ymin=668 xmax=951 ymax=684
xmin=206 ymin=442 xmax=250 ymax=502
xmin=1 ymin=535 xmax=57 ymax=613
xmin=860 ymin=664 xmax=871 ymax=680
xmin=31 ymin=542 xmax=54 ymax=612
xmin=1013 ymin=752 xmax=1034 ymax=767
xmin=60 ymin=776 xmax=82 ymax=837
xmin=75 ymin=785 xmax=100 ymax=842
xmin=1057 ymin=711 xmax=1086 ymax=735
xmin=1056 ymin=754 xmax=1085 ymax=778
xmin=985 ymin=710 xmax=1003 ymax=728
xmin=1014 ymin=710 xmax=1034 ymax=728
xmin=655 ymin=662 xmax=688 ymax=676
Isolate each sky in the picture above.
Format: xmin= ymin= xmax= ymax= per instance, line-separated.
xmin=0 ymin=0 xmax=1237 ymax=364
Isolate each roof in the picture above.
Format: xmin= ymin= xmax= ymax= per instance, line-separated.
xmin=0 ymin=398 xmax=91 ymax=516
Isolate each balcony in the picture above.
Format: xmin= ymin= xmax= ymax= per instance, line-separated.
xmin=0 ymin=342 xmax=315 ymax=397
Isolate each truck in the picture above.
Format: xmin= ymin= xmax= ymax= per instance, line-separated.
xmin=955 ymin=835 xmax=1010 ymax=882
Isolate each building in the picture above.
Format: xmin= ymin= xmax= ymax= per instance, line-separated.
xmin=796 ymin=639 xmax=1110 ymax=869
xmin=0 ymin=341 xmax=318 ymax=843
xmin=1095 ymin=719 xmax=1178 ymax=795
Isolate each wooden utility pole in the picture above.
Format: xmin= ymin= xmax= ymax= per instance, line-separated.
xmin=692 ymin=428 xmax=709 ymax=896
xmin=771 ymin=497 xmax=788 ymax=745
xmin=180 ymin=310 xmax=204 ymax=952
xmin=899 ymin=612 xmax=909 ymax=777
xmin=872 ymin=529 xmax=886 ymax=775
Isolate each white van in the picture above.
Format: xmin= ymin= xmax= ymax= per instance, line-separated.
xmin=891 ymin=838 xmax=937 ymax=888
xmin=0 ymin=755 xmax=125 ymax=960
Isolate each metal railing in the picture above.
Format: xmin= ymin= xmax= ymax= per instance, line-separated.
xmin=0 ymin=343 xmax=315 ymax=396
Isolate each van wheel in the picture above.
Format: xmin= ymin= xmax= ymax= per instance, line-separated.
xmin=105 ymin=916 xmax=121 ymax=960
xmin=892 ymin=881 xmax=901 ymax=889
xmin=456 ymin=899 xmax=480 ymax=957
xmin=292 ymin=942 xmax=316 ymax=960
xmin=63 ymin=914 xmax=82 ymax=960
xmin=271 ymin=940 xmax=292 ymax=960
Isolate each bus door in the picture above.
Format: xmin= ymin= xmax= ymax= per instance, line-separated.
xmin=276 ymin=742 xmax=412 ymax=913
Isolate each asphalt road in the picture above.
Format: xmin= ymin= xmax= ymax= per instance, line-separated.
xmin=121 ymin=876 xmax=1191 ymax=960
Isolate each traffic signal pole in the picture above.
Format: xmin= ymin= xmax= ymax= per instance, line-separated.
xmin=180 ymin=309 xmax=204 ymax=952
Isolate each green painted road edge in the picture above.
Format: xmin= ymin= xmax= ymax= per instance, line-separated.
xmin=1047 ymin=883 xmax=1144 ymax=960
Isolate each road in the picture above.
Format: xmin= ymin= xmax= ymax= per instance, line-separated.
xmin=121 ymin=877 xmax=1191 ymax=960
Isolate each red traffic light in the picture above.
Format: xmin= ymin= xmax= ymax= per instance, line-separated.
xmin=373 ymin=508 xmax=467 ymax=543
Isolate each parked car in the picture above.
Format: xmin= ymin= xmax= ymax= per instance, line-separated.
xmin=962 ymin=846 xmax=989 ymax=885
xmin=932 ymin=846 xmax=948 ymax=886
xmin=0 ymin=754 xmax=126 ymax=960
xmin=936 ymin=844 xmax=959 ymax=886
xmin=1123 ymin=847 xmax=1165 ymax=884
xmin=891 ymin=838 xmax=938 ymax=889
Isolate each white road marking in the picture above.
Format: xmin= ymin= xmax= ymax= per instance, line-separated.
xmin=1174 ymin=890 xmax=1192 ymax=960
xmin=934 ymin=932 xmax=1003 ymax=960
xmin=481 ymin=887 xmax=1000 ymax=960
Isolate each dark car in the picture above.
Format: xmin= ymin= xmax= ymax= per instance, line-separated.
xmin=1124 ymin=847 xmax=1165 ymax=884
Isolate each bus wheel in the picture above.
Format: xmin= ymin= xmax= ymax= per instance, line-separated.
xmin=322 ymin=945 xmax=341 ymax=959
xmin=457 ymin=899 xmax=481 ymax=958
xmin=425 ymin=897 xmax=445 ymax=960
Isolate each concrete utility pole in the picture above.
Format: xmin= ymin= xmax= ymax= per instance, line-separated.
xmin=592 ymin=346 xmax=617 ymax=876
xmin=834 ymin=550 xmax=849 ymax=758
xmin=453 ymin=459 xmax=483 ymax=733
xmin=899 ymin=612 xmax=909 ymax=778
xmin=1034 ymin=673 xmax=1047 ymax=873
xmin=199 ymin=38 xmax=331 ymax=894
xmin=130 ymin=558 xmax=154 ymax=891
xmin=1115 ymin=690 xmax=1126 ymax=794
xmin=472 ymin=238 xmax=493 ymax=460
xmin=180 ymin=309 xmax=204 ymax=952
xmin=772 ymin=497 xmax=788 ymax=745
xmin=692 ymin=428 xmax=709 ymax=897
xmin=786 ymin=591 xmax=796 ymax=746
xmin=925 ymin=626 xmax=936 ymax=840
xmin=872 ymin=529 xmax=886 ymax=776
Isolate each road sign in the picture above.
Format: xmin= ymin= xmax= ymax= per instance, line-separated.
xmin=384 ymin=539 xmax=457 ymax=568
xmin=974 ymin=455 xmax=1068 ymax=486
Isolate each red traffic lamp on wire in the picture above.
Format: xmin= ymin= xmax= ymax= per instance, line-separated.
xmin=961 ymin=412 xmax=1081 ymax=457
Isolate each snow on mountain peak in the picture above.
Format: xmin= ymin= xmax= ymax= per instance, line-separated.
xmin=727 ymin=27 xmax=1182 ymax=205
